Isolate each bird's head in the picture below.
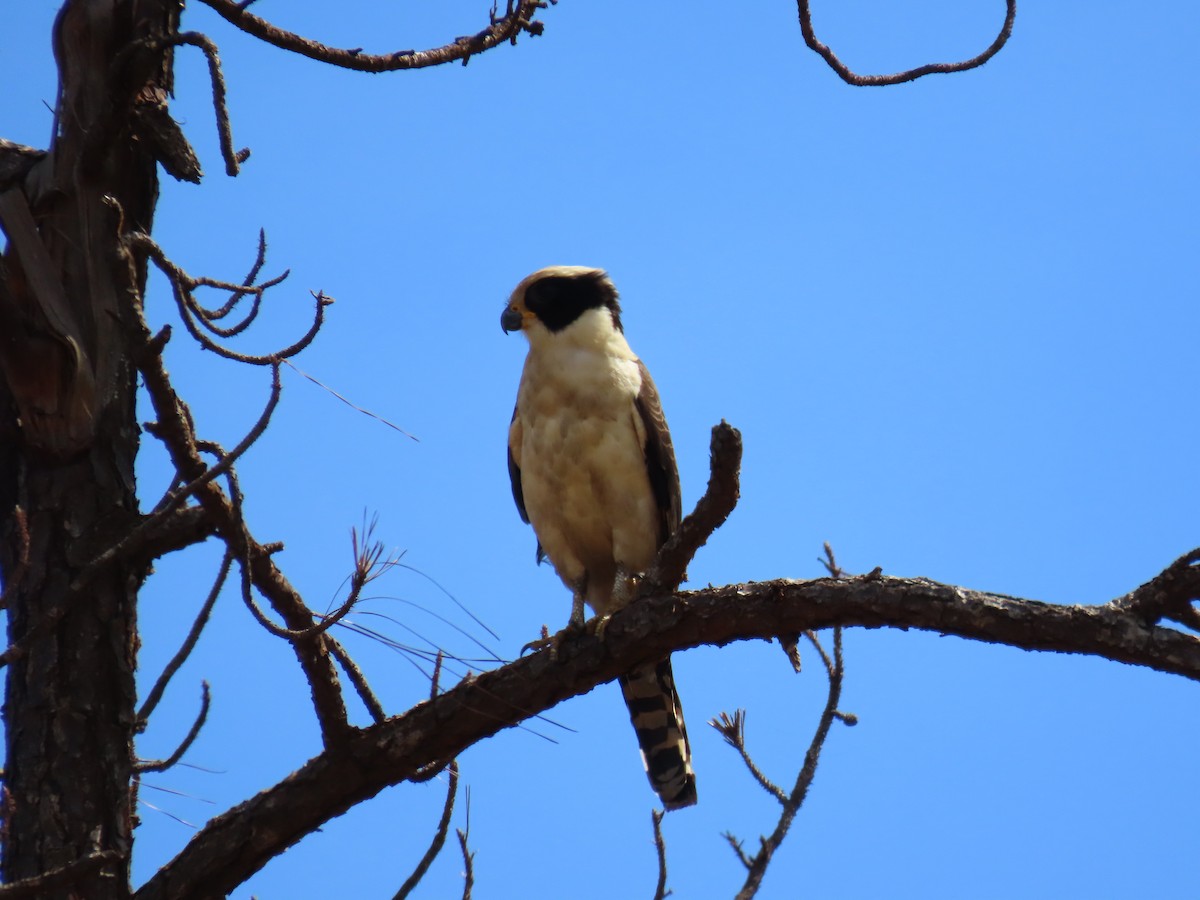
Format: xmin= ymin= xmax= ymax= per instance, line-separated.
xmin=501 ymin=266 xmax=623 ymax=341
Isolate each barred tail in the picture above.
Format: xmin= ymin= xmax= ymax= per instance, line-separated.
xmin=618 ymin=657 xmax=697 ymax=810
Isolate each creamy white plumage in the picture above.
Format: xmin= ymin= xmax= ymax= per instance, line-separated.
xmin=503 ymin=266 xmax=697 ymax=809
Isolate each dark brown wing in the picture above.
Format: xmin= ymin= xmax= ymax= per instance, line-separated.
xmin=507 ymin=405 xmax=529 ymax=524
xmin=508 ymin=404 xmax=546 ymax=564
xmin=634 ymin=360 xmax=682 ymax=545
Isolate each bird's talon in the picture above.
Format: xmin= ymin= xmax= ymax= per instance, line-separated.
xmin=593 ymin=614 xmax=613 ymax=642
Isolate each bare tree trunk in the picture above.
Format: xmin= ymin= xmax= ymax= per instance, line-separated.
xmin=0 ymin=1 xmax=179 ymax=895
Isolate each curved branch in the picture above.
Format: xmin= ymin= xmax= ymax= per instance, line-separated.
xmin=197 ymin=0 xmax=552 ymax=71
xmin=797 ymin=0 xmax=1016 ymax=86
xmin=393 ymin=761 xmax=458 ymax=900
xmin=136 ymin=552 xmax=1200 ymax=900
xmin=136 ymin=681 xmax=212 ymax=774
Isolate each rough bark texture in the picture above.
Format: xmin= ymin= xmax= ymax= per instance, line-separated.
xmin=0 ymin=1 xmax=179 ymax=895
xmin=137 ymin=570 xmax=1200 ymax=900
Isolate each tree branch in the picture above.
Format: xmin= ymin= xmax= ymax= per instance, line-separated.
xmin=135 ymin=550 xmax=1200 ymax=900
xmin=196 ymin=0 xmax=553 ymax=71
xmin=136 ymin=681 xmax=212 ymax=774
xmin=392 ymin=761 xmax=458 ymax=900
xmin=797 ymin=0 xmax=1016 ymax=86
xmin=732 ymin=629 xmax=848 ymax=898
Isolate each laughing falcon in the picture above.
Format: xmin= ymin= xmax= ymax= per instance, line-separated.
xmin=502 ymin=265 xmax=697 ymax=810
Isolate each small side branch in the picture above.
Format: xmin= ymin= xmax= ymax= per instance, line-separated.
xmin=136 ymin=682 xmax=212 ymax=774
xmin=393 ymin=761 xmax=459 ymax=900
xmin=328 ymin=636 xmax=387 ymax=724
xmin=128 ymin=231 xmax=326 ymax=366
xmin=651 ymin=809 xmax=670 ymax=900
xmin=453 ymin=816 xmax=472 ymax=900
xmin=710 ymin=710 xmax=788 ymax=805
xmin=643 ymin=421 xmax=742 ymax=596
xmin=197 ymin=0 xmax=553 ymax=71
xmin=1111 ymin=547 xmax=1200 ymax=630
xmin=138 ymin=553 xmax=231 ymax=729
xmin=797 ymin=0 xmax=1016 ymax=86
xmin=729 ymin=629 xmax=850 ymax=899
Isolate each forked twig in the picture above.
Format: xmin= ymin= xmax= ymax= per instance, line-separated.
xmin=721 ymin=627 xmax=854 ymax=899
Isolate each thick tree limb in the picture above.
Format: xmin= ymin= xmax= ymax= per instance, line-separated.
xmin=136 ymin=555 xmax=1200 ymax=900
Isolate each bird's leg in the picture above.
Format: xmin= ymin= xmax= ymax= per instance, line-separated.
xmin=522 ymin=574 xmax=588 ymax=661
xmin=594 ymin=565 xmax=638 ymax=642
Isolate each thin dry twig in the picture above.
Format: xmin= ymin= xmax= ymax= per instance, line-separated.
xmin=393 ymin=761 xmax=459 ymax=900
xmin=137 ymin=551 xmax=232 ymax=729
xmin=136 ymin=681 xmax=212 ymax=774
xmin=651 ymin=809 xmax=670 ymax=900
xmin=199 ymin=228 xmax=269 ymax=323
xmin=235 ymin=513 xmax=396 ymax=642
xmin=430 ymin=650 xmax=447 ymax=701
xmin=710 ymin=710 xmax=788 ymax=805
xmin=456 ymin=787 xmax=474 ymax=900
xmin=797 ymin=0 xmax=1016 ymax=86
xmin=328 ymin=635 xmax=387 ymax=723
xmin=197 ymin=0 xmax=553 ymax=71
xmin=730 ymin=628 xmax=850 ymax=899
xmin=129 ymin=231 xmax=330 ymax=366
xmin=818 ymin=541 xmax=844 ymax=578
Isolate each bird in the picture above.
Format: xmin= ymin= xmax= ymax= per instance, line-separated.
xmin=502 ymin=265 xmax=697 ymax=810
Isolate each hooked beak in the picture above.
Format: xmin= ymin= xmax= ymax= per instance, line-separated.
xmin=501 ymin=306 xmax=524 ymax=333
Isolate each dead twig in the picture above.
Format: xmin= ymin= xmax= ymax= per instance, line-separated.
xmin=710 ymin=710 xmax=787 ymax=805
xmin=651 ymin=809 xmax=671 ymax=900
xmin=797 ymin=0 xmax=1016 ymax=86
xmin=136 ymin=682 xmax=212 ymax=774
xmin=138 ymin=552 xmax=232 ymax=729
xmin=197 ymin=0 xmax=553 ymax=71
xmin=456 ymin=787 xmax=475 ymax=900
xmin=327 ymin=636 xmax=387 ymax=724
xmin=393 ymin=761 xmax=459 ymax=900
xmin=729 ymin=628 xmax=851 ymax=899
xmin=642 ymin=421 xmax=741 ymax=596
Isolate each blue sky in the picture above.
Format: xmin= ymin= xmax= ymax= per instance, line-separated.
xmin=4 ymin=2 xmax=1199 ymax=897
